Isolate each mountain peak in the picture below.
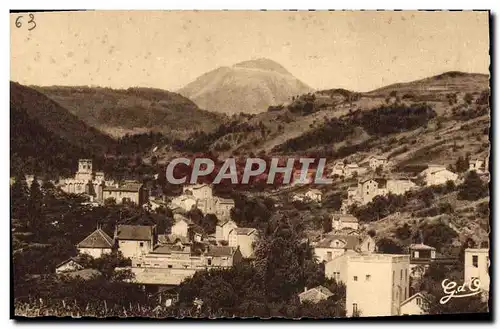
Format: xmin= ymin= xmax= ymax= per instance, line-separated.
xmin=233 ymin=58 xmax=291 ymax=75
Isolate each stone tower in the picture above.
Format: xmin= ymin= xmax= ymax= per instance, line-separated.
xmin=75 ymin=159 xmax=93 ymax=181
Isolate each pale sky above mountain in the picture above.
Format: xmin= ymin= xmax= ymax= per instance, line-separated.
xmin=10 ymin=11 xmax=489 ymax=92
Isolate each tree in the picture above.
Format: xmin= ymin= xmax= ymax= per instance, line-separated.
xmin=455 ymin=156 xmax=469 ymax=173
xmin=11 ymin=171 xmax=29 ymax=222
xmin=458 ymin=171 xmax=488 ymax=201
xmin=28 ymin=176 xmax=45 ymax=237
xmin=376 ymin=238 xmax=404 ymax=254
xmin=322 ymin=215 xmax=332 ymax=233
xmin=464 ymin=93 xmax=474 ymax=105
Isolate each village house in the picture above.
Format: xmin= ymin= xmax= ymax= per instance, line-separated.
xmin=469 ymin=158 xmax=488 ymax=173
xmin=298 ymin=286 xmax=334 ymax=304
xmin=419 ymin=165 xmax=458 ymax=186
xmin=172 ymin=184 xmax=235 ymax=219
xmin=305 ymin=189 xmax=323 ymax=202
xmin=58 ymin=159 xmax=114 ymax=202
xmin=368 ymin=155 xmax=391 ymax=171
xmin=325 ymin=252 xmax=410 ymax=317
xmin=228 ymin=227 xmax=258 ymax=258
xmin=400 ymin=293 xmax=430 ymax=316
xmin=409 ymin=243 xmax=457 ymax=279
xmin=76 ymin=227 xmax=114 ymax=258
xmin=331 ymin=213 xmax=359 ymax=232
xmin=215 ymin=219 xmax=238 ymax=242
xmin=115 ymin=224 xmax=158 ymax=259
xmin=331 ymin=161 xmax=346 ymax=177
xmin=127 ymin=245 xmax=243 ymax=285
xmin=293 ymin=189 xmax=323 ymax=203
xmin=102 ymin=181 xmax=148 ymax=205
xmin=313 ymin=234 xmax=375 ymax=263
xmin=355 ymin=177 xmax=416 ymax=205
xmin=170 ymin=214 xmax=193 ymax=237
xmin=344 ymin=163 xmax=368 ymax=178
xmin=55 ymin=257 xmax=84 ymax=273
xmin=464 ymin=248 xmax=490 ymax=294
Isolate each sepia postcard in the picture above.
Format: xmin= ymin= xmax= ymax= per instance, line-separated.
xmin=10 ymin=10 xmax=491 ymax=320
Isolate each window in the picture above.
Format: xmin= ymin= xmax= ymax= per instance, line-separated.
xmin=137 ymin=264 xmax=141 ymax=267
xmin=405 ymin=269 xmax=408 ymax=281
xmin=353 ymin=276 xmax=358 ymax=281
xmin=365 ymin=275 xmax=371 ymax=281
xmin=139 ymin=242 xmax=144 ymax=247
xmin=208 ymin=258 xmax=212 ymax=266
xmin=353 ymin=303 xmax=358 ymax=314
xmin=334 ymin=272 xmax=340 ymax=281
xmin=472 ymin=255 xmax=478 ymax=268
xmin=404 ymin=287 xmax=407 ymax=300
xmin=367 ymin=242 xmax=371 ymax=250
xmin=416 ymin=297 xmax=421 ymax=306
xmin=168 ymin=265 xmax=173 ymax=269
xmin=327 ymin=252 xmax=332 ymax=261
xmin=400 ymin=269 xmax=403 ymax=280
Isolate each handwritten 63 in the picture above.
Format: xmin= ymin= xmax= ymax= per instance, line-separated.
xmin=440 ymin=278 xmax=482 ymax=304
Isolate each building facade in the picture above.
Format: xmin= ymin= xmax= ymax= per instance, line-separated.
xmin=77 ymin=227 xmax=114 ymax=258
xmin=228 ymin=227 xmax=258 ymax=258
xmin=464 ymin=248 xmax=490 ymax=293
xmin=325 ymin=253 xmax=410 ymax=317
xmin=115 ymin=225 xmax=157 ymax=259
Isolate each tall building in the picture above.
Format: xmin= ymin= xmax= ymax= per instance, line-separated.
xmin=325 ymin=252 xmax=410 ymax=317
xmin=464 ymin=248 xmax=490 ymax=293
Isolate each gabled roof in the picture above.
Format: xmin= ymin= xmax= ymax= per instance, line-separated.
xmin=299 ymin=285 xmax=333 ymax=300
xmin=77 ymin=228 xmax=114 ymax=249
xmin=55 ymin=257 xmax=83 ymax=269
xmin=316 ymin=234 xmax=363 ymax=249
xmin=410 ymin=243 xmax=436 ymax=251
xmin=231 ymin=227 xmax=257 ymax=236
xmin=206 ymin=246 xmax=237 ymax=257
xmin=116 ymin=225 xmax=154 ymax=241
xmin=400 ymin=292 xmax=431 ymax=307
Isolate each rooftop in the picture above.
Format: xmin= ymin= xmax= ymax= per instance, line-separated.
xmin=116 ymin=225 xmax=155 ymax=241
xmin=103 ymin=181 xmax=143 ymax=192
xmin=77 ymin=228 xmax=114 ymax=249
xmin=232 ymin=227 xmax=257 ymax=236
xmin=206 ymin=246 xmax=237 ymax=257
xmin=410 ymin=243 xmax=436 ymax=251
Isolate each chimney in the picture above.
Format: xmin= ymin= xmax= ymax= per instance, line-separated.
xmin=304 ymin=286 xmax=308 ymax=293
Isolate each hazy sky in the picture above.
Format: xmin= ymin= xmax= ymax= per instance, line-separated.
xmin=10 ymin=11 xmax=490 ymax=92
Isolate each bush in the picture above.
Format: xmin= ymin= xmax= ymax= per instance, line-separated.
xmin=457 ymin=171 xmax=489 ymax=201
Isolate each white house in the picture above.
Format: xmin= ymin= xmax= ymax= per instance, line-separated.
xmin=305 ymin=189 xmax=323 ymax=202
xmin=171 ymin=214 xmax=193 ymax=237
xmin=115 ymin=225 xmax=157 ymax=259
xmin=314 ymin=234 xmax=375 ymax=263
xmin=332 ymin=213 xmax=359 ymax=231
xmin=369 ymin=155 xmax=389 ymax=171
xmin=325 ymin=252 xmax=410 ymax=317
xmin=228 ymin=227 xmax=258 ymax=258
xmin=464 ymin=248 xmax=490 ymax=293
xmin=419 ymin=165 xmax=458 ymax=186
xmin=400 ymin=293 xmax=430 ymax=316
xmin=55 ymin=257 xmax=84 ymax=273
xmin=215 ymin=219 xmax=238 ymax=242
xmin=77 ymin=227 xmax=114 ymax=258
